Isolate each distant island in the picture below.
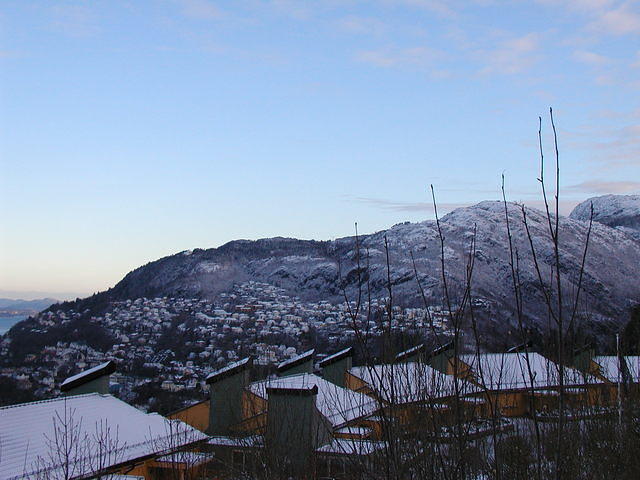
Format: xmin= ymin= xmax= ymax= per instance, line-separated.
xmin=0 ymin=298 xmax=58 ymax=334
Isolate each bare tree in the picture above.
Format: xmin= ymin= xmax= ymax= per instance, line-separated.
xmin=145 ymin=418 xmax=212 ymax=480
xmin=27 ymin=399 xmax=124 ymax=480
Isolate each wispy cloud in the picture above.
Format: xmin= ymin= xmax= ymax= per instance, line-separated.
xmin=569 ymin=46 xmax=640 ymax=87
xmin=266 ymin=0 xmax=316 ymax=20
xmin=535 ymin=0 xmax=615 ymax=13
xmin=355 ymin=45 xmax=441 ymax=69
xmin=563 ymin=120 xmax=640 ymax=167
xmin=567 ymin=180 xmax=640 ymax=194
xmin=50 ymin=3 xmax=99 ymax=37
xmin=379 ymin=0 xmax=457 ymax=19
xmin=573 ymin=49 xmax=611 ymax=66
xmin=0 ymin=50 xmax=20 ymax=59
xmin=572 ymin=0 xmax=615 ymax=11
xmin=477 ymin=33 xmax=542 ymax=75
xmin=344 ymin=195 xmax=582 ymax=217
xmin=178 ymin=0 xmax=223 ymax=20
xmin=345 ymin=195 xmax=470 ymax=213
xmin=337 ymin=15 xmax=387 ymax=35
xmin=592 ymin=108 xmax=640 ymax=120
xmin=589 ymin=2 xmax=640 ymax=35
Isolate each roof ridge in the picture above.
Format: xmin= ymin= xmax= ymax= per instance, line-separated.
xmin=277 ymin=348 xmax=315 ymax=371
xmin=0 ymin=392 xmax=102 ymax=411
xmin=251 ymin=372 xmax=320 ymax=386
xmin=60 ymin=360 xmax=116 ymax=391
xmin=319 ymin=347 xmax=353 ymax=367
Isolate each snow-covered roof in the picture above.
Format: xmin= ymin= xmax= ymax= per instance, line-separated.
xmin=249 ymin=373 xmax=378 ymax=428
xmin=349 ymin=362 xmax=479 ymax=404
xmin=60 ymin=361 xmax=116 ymax=391
xmin=319 ymin=347 xmax=353 ymax=367
xmin=277 ymin=349 xmax=314 ymax=372
xmin=395 ymin=344 xmax=426 ymax=362
xmin=155 ymin=451 xmax=215 ymax=466
xmin=460 ymin=353 xmax=602 ymax=391
xmin=595 ymin=356 xmax=640 ymax=383
xmin=316 ymin=438 xmax=386 ymax=456
xmin=207 ymin=435 xmax=263 ymax=447
xmin=206 ymin=357 xmax=252 ymax=384
xmin=0 ymin=393 xmax=208 ymax=480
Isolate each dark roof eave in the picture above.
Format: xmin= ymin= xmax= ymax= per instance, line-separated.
xmin=319 ymin=347 xmax=353 ymax=367
xmin=277 ymin=349 xmax=315 ymax=373
xmin=206 ymin=357 xmax=253 ymax=384
xmin=266 ymin=385 xmax=319 ymax=396
xmin=395 ymin=344 xmax=426 ymax=362
xmin=60 ymin=361 xmax=116 ymax=392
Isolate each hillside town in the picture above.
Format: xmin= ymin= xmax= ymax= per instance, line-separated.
xmin=0 ymin=281 xmax=457 ymax=410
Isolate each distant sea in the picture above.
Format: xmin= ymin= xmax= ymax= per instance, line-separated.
xmin=0 ymin=315 xmax=27 ymax=335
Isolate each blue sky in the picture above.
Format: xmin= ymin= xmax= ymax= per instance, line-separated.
xmin=1 ymin=0 xmax=639 ymax=298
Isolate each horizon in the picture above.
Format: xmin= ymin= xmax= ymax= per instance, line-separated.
xmin=2 ymin=1 xmax=639 ymax=295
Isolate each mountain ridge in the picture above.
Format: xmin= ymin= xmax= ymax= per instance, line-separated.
xmin=0 ymin=298 xmax=58 ymax=312
xmin=51 ymin=195 xmax=640 ymax=343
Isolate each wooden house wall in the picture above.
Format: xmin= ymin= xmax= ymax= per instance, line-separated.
xmin=167 ymin=400 xmax=210 ymax=433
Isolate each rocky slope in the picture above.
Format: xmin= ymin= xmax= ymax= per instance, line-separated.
xmin=66 ymin=196 xmax=640 ymax=341
xmin=570 ymin=194 xmax=640 ymax=241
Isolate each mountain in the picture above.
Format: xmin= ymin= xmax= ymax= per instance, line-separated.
xmin=63 ymin=197 xmax=640 ymax=342
xmin=0 ymin=298 xmax=58 ymax=313
xmin=570 ymin=194 xmax=640 ymax=240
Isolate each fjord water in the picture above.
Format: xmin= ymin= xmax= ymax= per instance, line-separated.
xmin=0 ymin=315 xmax=26 ymax=335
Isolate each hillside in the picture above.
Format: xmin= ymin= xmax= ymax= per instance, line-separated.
xmin=570 ymin=194 xmax=640 ymax=240
xmin=4 ymin=195 xmax=640 ymax=403
xmin=62 ymin=197 xmax=640 ymax=338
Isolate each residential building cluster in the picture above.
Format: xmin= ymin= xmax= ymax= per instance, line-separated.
xmin=2 ymin=327 xmax=639 ymax=479
xmin=0 ymin=281 xmax=456 ymax=408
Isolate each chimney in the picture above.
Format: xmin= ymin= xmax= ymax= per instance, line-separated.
xmin=320 ymin=347 xmax=352 ymax=387
xmin=572 ymin=344 xmax=596 ymax=374
xmin=395 ymin=344 xmax=426 ymax=364
xmin=60 ymin=361 xmax=116 ymax=396
xmin=266 ymin=384 xmax=330 ymax=474
xmin=277 ymin=349 xmax=314 ymax=377
xmin=206 ymin=357 xmax=253 ymax=435
xmin=427 ymin=341 xmax=455 ymax=374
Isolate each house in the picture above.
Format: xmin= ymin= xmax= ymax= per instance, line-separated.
xmin=594 ymin=355 xmax=640 ymax=383
xmin=243 ymin=372 xmax=379 ymax=436
xmin=0 ymin=393 xmax=209 ymax=480
xmin=200 ymin=350 xmax=386 ymax=478
xmin=346 ymin=360 xmax=481 ymax=430
xmin=0 ymin=360 xmax=211 ymax=480
xmin=60 ymin=360 xmax=116 ymax=396
xmin=318 ymin=347 xmax=353 ymax=387
xmin=592 ymin=355 xmax=640 ymax=402
xmin=167 ymin=398 xmax=211 ymax=433
xmin=458 ymin=352 xmax=603 ymax=416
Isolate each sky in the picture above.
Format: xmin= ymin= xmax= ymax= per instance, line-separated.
xmin=1 ymin=0 xmax=639 ymax=299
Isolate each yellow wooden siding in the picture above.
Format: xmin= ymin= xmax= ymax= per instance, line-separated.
xmin=167 ymin=399 xmax=210 ymax=433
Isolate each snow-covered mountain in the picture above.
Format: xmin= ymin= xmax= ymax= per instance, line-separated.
xmin=570 ymin=194 xmax=640 ymax=240
xmin=73 ymin=195 xmax=640 ymax=342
